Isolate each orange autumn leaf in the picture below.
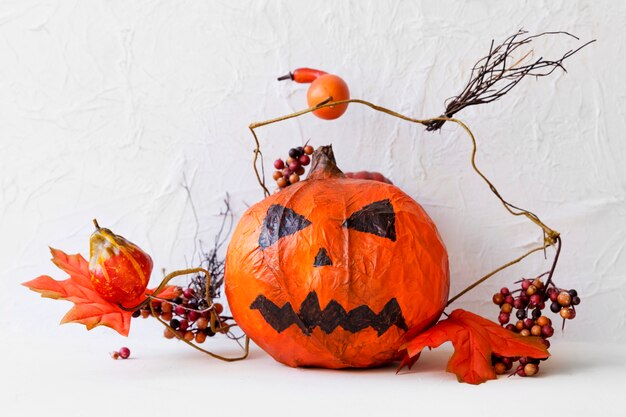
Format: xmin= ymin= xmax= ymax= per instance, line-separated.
xmin=22 ymin=248 xmax=176 ymax=337
xmin=399 ymin=309 xmax=549 ymax=385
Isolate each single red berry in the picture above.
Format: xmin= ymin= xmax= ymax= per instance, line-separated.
xmin=274 ymin=159 xmax=285 ymax=170
xmin=505 ymin=324 xmax=516 ymax=332
xmin=295 ymin=165 xmax=305 ymax=176
xmin=299 ymin=154 xmax=310 ymax=166
xmin=175 ymin=305 xmax=186 ymax=316
xmin=183 ymin=288 xmax=195 ymax=299
xmin=521 ymin=279 xmax=532 ymax=291
xmin=118 ymin=347 xmax=131 ymax=359
xmin=288 ymin=161 xmax=300 ymax=172
xmin=530 ymin=294 xmax=543 ymax=306
xmin=187 ymin=311 xmax=199 ymax=322
xmin=513 ymin=298 xmax=525 ymax=309
xmin=500 ymin=287 xmax=510 ymax=295
xmin=504 ymin=295 xmax=514 ymax=305
xmin=548 ymin=289 xmax=559 ymax=302
xmin=498 ymin=312 xmax=510 ymax=325
xmin=524 ymin=318 xmax=534 ymax=329
xmin=541 ymin=325 xmax=554 ymax=338
xmin=516 ymin=365 xmax=526 ymax=377
xmin=179 ymin=320 xmax=189 ymax=332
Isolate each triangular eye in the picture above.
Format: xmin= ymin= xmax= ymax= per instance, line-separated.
xmin=259 ymin=204 xmax=312 ymax=248
xmin=343 ymin=199 xmax=396 ymax=241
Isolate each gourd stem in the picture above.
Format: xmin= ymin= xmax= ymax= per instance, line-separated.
xmin=307 ymin=145 xmax=345 ymax=180
xmin=248 ymin=98 xmax=561 ymax=305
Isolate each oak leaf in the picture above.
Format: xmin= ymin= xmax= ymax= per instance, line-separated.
xmin=23 ymin=248 xmax=176 ymax=336
xmin=399 ymin=309 xmax=549 ymax=384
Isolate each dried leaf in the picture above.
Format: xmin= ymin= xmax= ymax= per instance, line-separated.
xmin=400 ymin=309 xmax=549 ymax=384
xmin=23 ymin=248 xmax=175 ymax=336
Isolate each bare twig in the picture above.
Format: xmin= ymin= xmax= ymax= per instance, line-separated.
xmin=426 ymin=30 xmax=595 ymax=131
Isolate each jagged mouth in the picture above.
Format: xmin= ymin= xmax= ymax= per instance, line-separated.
xmin=250 ymin=291 xmax=407 ymax=336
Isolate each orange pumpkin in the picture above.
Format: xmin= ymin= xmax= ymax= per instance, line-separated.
xmin=225 ymin=146 xmax=449 ymax=368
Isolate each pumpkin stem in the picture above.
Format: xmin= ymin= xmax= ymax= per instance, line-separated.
xmin=307 ymin=145 xmax=345 ymax=180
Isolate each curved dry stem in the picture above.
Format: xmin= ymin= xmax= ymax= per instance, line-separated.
xmin=248 ymin=98 xmax=560 ymax=305
xmin=139 ymin=267 xmax=250 ymax=361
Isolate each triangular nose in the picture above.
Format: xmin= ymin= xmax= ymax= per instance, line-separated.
xmin=313 ymin=247 xmax=332 ymax=267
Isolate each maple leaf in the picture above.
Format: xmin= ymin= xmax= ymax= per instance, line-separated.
xmin=22 ymin=248 xmax=177 ymax=337
xmin=399 ymin=309 xmax=549 ymax=385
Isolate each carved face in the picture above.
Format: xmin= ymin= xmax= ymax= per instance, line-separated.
xmin=226 ymin=152 xmax=449 ymax=368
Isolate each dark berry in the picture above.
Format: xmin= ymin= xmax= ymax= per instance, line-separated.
xmin=172 ymin=297 xmax=183 ymax=305
xmin=169 ymin=318 xmax=180 ymax=330
xmin=288 ymin=148 xmax=299 ymax=158
xmin=572 ymin=296 xmax=581 ymax=306
xmin=296 ymin=146 xmax=304 ymax=155
xmin=568 ymin=289 xmax=578 ymax=298
xmin=532 ymin=308 xmax=542 ymax=320
xmin=516 ymin=309 xmax=527 ymax=320
xmin=132 ymin=310 xmax=141 ymax=318
xmin=550 ymin=301 xmax=561 ymax=313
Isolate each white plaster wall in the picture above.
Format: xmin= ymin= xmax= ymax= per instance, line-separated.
xmin=1 ymin=0 xmax=624 ymax=343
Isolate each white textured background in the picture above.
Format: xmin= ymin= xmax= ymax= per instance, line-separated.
xmin=1 ymin=2 xmax=625 ymax=414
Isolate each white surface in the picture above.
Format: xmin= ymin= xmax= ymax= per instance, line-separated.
xmin=3 ymin=331 xmax=625 ymax=417
xmin=1 ymin=0 xmax=625 ymax=414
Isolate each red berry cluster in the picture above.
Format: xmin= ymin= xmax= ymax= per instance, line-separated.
xmin=133 ymin=285 xmax=229 ymax=345
xmin=273 ymin=145 xmax=314 ymax=189
xmin=491 ymin=276 xmax=581 ymax=377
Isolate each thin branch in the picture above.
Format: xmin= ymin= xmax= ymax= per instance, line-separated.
xmin=426 ymin=30 xmax=595 ymax=131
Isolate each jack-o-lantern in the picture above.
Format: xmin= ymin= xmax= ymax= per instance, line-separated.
xmin=225 ymin=146 xmax=449 ymax=368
